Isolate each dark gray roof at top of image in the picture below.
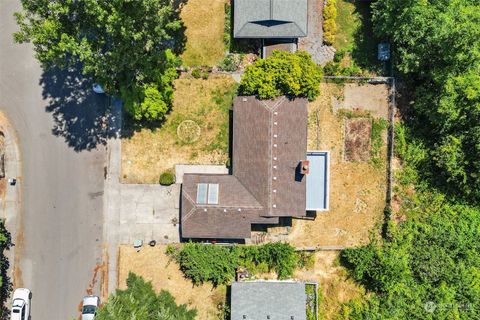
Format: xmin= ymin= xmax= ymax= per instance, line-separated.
xmin=234 ymin=0 xmax=308 ymax=38
xmin=231 ymin=281 xmax=307 ymax=320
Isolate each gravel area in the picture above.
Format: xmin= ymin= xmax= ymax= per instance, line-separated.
xmin=299 ymin=0 xmax=335 ymax=65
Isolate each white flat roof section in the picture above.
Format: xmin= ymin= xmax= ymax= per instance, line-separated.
xmin=306 ymin=151 xmax=330 ymax=211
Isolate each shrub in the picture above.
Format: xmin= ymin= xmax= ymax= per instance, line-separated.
xmin=323 ymin=0 xmax=337 ymax=45
xmin=177 ymin=243 xmax=238 ymax=286
xmin=159 ymin=170 xmax=175 ymax=185
xmin=173 ymin=242 xmax=300 ymax=286
xmin=240 ymin=51 xmax=323 ymax=101
xmin=191 ymin=67 xmax=210 ymax=80
xmin=219 ymin=54 xmax=241 ymax=72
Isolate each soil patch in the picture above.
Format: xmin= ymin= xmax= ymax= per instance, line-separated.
xmin=344 ymin=118 xmax=372 ymax=161
xmin=118 ymin=245 xmax=225 ymax=320
xmin=333 ymin=83 xmax=390 ymax=120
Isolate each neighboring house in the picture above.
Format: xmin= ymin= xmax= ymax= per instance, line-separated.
xmin=233 ymin=0 xmax=308 ymax=57
xmin=231 ymin=281 xmax=307 ymax=320
xmin=180 ymin=96 xmax=329 ymax=242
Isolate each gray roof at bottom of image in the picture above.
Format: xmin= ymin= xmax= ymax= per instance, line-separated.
xmin=234 ymin=0 xmax=308 ymax=38
xmin=231 ymin=281 xmax=307 ymax=320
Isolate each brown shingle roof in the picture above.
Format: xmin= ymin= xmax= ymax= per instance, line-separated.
xmin=181 ymin=96 xmax=307 ymax=239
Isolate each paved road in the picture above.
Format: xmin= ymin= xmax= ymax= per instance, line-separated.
xmin=0 ymin=1 xmax=107 ymax=319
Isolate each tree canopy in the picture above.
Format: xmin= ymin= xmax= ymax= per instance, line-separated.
xmin=14 ymin=0 xmax=183 ymax=122
xmin=240 ymin=51 xmax=323 ymax=101
xmin=96 ymin=273 xmax=197 ymax=320
xmin=371 ymin=0 xmax=480 ymax=200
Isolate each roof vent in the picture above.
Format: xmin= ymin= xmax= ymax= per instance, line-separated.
xmin=300 ymin=160 xmax=310 ymax=175
xmin=242 ymin=97 xmax=247 ymax=102
xmin=273 ymin=177 xmax=277 ymax=180
xmin=272 ymin=204 xmax=276 ymax=208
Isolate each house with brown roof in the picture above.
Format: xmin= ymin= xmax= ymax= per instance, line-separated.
xmin=181 ymin=96 xmax=329 ymax=241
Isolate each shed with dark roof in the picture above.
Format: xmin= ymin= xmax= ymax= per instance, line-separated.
xmin=234 ymin=0 xmax=308 ymax=39
xmin=231 ymin=281 xmax=307 ymax=320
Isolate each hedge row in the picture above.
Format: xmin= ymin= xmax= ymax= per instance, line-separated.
xmin=167 ymin=242 xmax=313 ymax=286
xmin=323 ymin=0 xmax=337 ymax=45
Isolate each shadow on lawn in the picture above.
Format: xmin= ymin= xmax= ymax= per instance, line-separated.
xmin=40 ymin=65 xmax=122 ymax=152
xmin=344 ymin=0 xmax=383 ymax=74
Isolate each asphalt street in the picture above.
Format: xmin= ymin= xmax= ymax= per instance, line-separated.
xmin=0 ymin=1 xmax=107 ymax=319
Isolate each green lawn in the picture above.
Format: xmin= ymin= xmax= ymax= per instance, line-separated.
xmin=334 ymin=0 xmax=360 ymax=51
xmin=333 ymin=0 xmax=383 ymax=74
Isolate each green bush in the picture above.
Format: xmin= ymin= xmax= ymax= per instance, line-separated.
xmin=323 ymin=0 xmax=337 ymax=45
xmin=240 ymin=51 xmax=323 ymax=101
xmin=177 ymin=243 xmax=238 ymax=286
xmin=219 ymin=54 xmax=241 ymax=72
xmin=191 ymin=67 xmax=210 ymax=80
xmin=159 ymin=170 xmax=175 ymax=185
xmin=170 ymin=242 xmax=300 ymax=286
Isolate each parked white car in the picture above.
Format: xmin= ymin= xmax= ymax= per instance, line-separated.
xmin=11 ymin=288 xmax=31 ymax=320
xmin=81 ymin=295 xmax=100 ymax=320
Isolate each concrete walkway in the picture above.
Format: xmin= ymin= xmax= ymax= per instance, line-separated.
xmin=103 ymin=100 xmax=181 ymax=295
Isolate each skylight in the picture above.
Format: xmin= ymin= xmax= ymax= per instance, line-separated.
xmin=196 ymin=183 xmax=219 ymax=205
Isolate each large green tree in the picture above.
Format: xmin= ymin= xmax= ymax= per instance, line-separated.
xmin=96 ymin=273 xmax=197 ymax=320
xmin=371 ymin=0 xmax=480 ymax=199
xmin=14 ymin=0 xmax=183 ymax=121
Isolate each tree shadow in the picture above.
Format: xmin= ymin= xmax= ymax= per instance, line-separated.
xmin=40 ymin=65 xmax=121 ymax=152
xmin=345 ymin=0 xmax=383 ymax=74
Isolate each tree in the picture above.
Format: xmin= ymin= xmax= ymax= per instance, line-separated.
xmin=96 ymin=273 xmax=197 ymax=320
xmin=340 ymin=193 xmax=480 ymax=320
xmin=14 ymin=0 xmax=183 ymax=121
xmin=240 ymin=51 xmax=323 ymax=101
xmin=371 ymin=0 xmax=480 ymax=200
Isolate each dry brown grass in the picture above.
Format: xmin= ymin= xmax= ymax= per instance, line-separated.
xmin=289 ymin=83 xmax=388 ymax=247
xmin=121 ymin=75 xmax=237 ymax=183
xmin=180 ymin=0 xmax=227 ymax=67
xmin=294 ymin=251 xmax=365 ymax=320
xmin=118 ymin=245 xmax=226 ymax=320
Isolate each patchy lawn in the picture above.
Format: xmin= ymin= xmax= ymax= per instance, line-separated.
xmin=121 ymin=75 xmax=237 ymax=183
xmin=118 ymin=245 xmax=226 ymax=320
xmin=180 ymin=0 xmax=227 ymax=67
xmin=294 ymin=251 xmax=364 ymax=320
xmin=288 ymin=82 xmax=389 ymax=247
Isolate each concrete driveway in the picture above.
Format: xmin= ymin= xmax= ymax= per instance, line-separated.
xmin=0 ymin=1 xmax=109 ymax=319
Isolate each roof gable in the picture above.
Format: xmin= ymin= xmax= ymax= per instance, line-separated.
xmin=234 ymin=0 xmax=308 ymax=38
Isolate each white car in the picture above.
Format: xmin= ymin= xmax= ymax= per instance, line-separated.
xmin=81 ymin=295 xmax=100 ymax=320
xmin=11 ymin=288 xmax=31 ymax=320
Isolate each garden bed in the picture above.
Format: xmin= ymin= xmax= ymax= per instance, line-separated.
xmin=121 ymin=75 xmax=237 ymax=184
xmin=288 ymin=82 xmax=389 ymax=247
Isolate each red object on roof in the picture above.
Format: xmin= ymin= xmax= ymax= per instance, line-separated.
xmin=300 ymin=160 xmax=310 ymax=175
